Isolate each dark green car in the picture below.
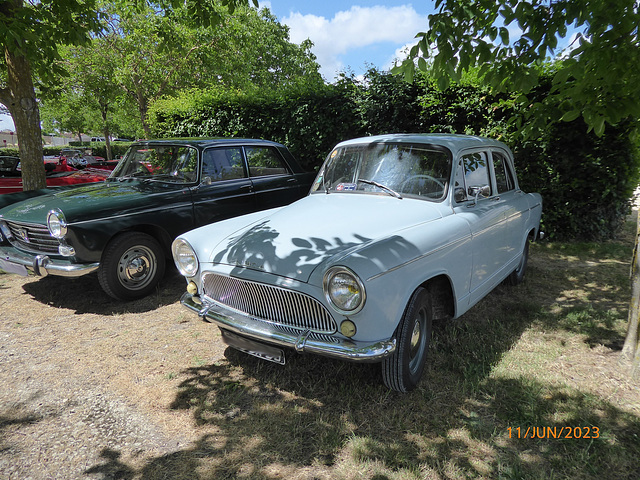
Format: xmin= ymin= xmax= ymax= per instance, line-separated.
xmin=0 ymin=138 xmax=316 ymax=300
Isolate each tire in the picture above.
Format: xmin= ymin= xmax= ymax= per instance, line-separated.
xmin=382 ymin=287 xmax=433 ymax=392
xmin=506 ymin=238 xmax=530 ymax=286
xmin=98 ymin=232 xmax=166 ymax=300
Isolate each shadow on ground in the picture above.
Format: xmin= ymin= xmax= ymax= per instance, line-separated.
xmin=20 ymin=267 xmax=185 ymax=315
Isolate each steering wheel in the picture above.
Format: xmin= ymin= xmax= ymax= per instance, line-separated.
xmin=400 ymin=174 xmax=446 ymax=197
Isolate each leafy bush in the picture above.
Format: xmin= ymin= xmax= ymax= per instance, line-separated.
xmin=149 ymin=85 xmax=362 ymax=171
xmin=514 ymin=120 xmax=640 ymax=240
xmin=147 ymin=70 xmax=639 ymax=241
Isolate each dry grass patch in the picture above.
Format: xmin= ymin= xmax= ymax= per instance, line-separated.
xmin=1 ymin=219 xmax=639 ymax=479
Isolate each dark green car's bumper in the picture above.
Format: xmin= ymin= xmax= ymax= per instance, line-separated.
xmin=0 ymin=245 xmax=99 ymax=278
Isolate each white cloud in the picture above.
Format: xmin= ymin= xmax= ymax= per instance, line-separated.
xmin=282 ymin=6 xmax=428 ymax=80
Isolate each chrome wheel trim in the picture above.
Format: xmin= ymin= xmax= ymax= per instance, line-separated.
xmin=117 ymin=245 xmax=157 ymax=290
xmin=408 ymin=307 xmax=427 ymax=374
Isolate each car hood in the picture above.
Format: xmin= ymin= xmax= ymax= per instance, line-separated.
xmin=0 ymin=179 xmax=190 ymax=225
xmin=205 ymin=193 xmax=446 ymax=284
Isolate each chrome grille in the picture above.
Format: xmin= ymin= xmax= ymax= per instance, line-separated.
xmin=202 ymin=273 xmax=337 ymax=335
xmin=4 ymin=220 xmax=59 ymax=254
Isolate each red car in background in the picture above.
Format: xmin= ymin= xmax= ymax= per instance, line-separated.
xmin=0 ymin=155 xmax=110 ymax=195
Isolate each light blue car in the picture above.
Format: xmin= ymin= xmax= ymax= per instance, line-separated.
xmin=172 ymin=134 xmax=543 ymax=392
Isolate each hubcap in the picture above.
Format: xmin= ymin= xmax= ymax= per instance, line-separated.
xmin=117 ymin=245 xmax=157 ymax=290
xmin=408 ymin=307 xmax=428 ymax=373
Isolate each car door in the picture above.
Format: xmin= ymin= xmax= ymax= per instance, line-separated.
xmin=190 ymin=146 xmax=256 ymax=228
xmin=491 ymin=149 xmax=531 ymax=263
xmin=452 ymin=149 xmax=511 ymax=305
xmin=244 ymin=145 xmax=302 ymax=209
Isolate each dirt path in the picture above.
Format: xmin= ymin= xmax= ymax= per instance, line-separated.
xmin=0 ymin=270 xmax=223 ymax=478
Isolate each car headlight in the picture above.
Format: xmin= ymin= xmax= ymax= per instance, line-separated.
xmin=323 ymin=266 xmax=366 ymax=315
xmin=47 ymin=210 xmax=67 ymax=238
xmin=172 ymin=238 xmax=199 ymax=277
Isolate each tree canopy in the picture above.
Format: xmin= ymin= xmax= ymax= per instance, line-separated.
xmin=394 ymin=0 xmax=640 ymax=138
xmin=39 ymin=3 xmax=322 ymax=140
xmin=0 ymin=0 xmax=260 ymax=189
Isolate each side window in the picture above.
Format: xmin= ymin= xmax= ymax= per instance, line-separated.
xmin=453 ymin=159 xmax=467 ymax=202
xmin=202 ymin=147 xmax=245 ymax=182
xmin=245 ymin=146 xmax=289 ymax=177
xmin=493 ymin=151 xmax=516 ymax=193
xmin=462 ymin=151 xmax=492 ymax=198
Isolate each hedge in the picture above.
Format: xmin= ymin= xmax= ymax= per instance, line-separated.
xmin=147 ymin=71 xmax=640 ymax=241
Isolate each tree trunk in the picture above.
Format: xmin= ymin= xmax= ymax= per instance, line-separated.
xmin=100 ymin=104 xmax=112 ymax=161
xmin=622 ymin=209 xmax=640 ymax=378
xmin=136 ymin=90 xmax=151 ymax=139
xmin=3 ymin=45 xmax=46 ymax=191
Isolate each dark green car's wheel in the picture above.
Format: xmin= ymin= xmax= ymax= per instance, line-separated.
xmin=382 ymin=287 xmax=433 ymax=392
xmin=98 ymin=232 xmax=166 ymax=300
xmin=506 ymin=238 xmax=530 ymax=286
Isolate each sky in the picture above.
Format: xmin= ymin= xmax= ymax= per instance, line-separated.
xmin=263 ymin=1 xmax=435 ymax=81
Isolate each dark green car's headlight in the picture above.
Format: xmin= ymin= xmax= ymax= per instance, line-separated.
xmin=47 ymin=209 xmax=67 ymax=238
xmin=323 ymin=266 xmax=366 ymax=315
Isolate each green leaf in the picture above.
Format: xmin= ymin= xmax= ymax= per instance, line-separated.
xmin=561 ymin=109 xmax=581 ymax=122
xmin=499 ymin=27 xmax=509 ymax=45
xmin=593 ymin=115 xmax=605 ymax=136
xmin=437 ymin=75 xmax=450 ymax=90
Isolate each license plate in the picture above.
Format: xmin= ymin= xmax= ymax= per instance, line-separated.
xmin=220 ymin=329 xmax=286 ymax=365
xmin=0 ymin=258 xmax=28 ymax=276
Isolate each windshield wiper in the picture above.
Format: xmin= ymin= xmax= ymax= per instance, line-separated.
xmin=357 ymin=179 xmax=403 ymax=199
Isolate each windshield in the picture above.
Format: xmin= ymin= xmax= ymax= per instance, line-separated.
xmin=110 ymin=145 xmax=198 ymax=183
xmin=311 ymin=143 xmax=452 ymax=201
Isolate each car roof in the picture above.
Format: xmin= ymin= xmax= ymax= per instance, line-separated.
xmin=333 ymin=133 xmax=511 ymax=156
xmin=131 ymin=138 xmax=284 ymax=148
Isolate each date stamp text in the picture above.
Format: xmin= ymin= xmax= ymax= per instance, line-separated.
xmin=507 ymin=426 xmax=600 ymax=439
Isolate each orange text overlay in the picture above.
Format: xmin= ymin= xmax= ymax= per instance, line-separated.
xmin=507 ymin=426 xmax=600 ymax=439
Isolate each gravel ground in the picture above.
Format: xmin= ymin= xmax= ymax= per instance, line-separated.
xmin=0 ymin=269 xmax=221 ymax=479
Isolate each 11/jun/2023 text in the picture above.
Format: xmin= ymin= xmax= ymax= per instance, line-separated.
xmin=507 ymin=426 xmax=600 ymax=439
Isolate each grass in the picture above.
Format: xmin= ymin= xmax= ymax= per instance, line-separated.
xmin=3 ymin=221 xmax=640 ymax=479
xmin=128 ymin=219 xmax=639 ymax=479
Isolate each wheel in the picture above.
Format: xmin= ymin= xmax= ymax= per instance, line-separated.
xmin=98 ymin=232 xmax=166 ymax=300
xmin=506 ymin=238 xmax=530 ymax=286
xmin=382 ymin=287 xmax=433 ymax=392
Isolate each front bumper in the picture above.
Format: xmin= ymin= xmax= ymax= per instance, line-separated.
xmin=181 ymin=292 xmax=396 ymax=362
xmin=0 ymin=245 xmax=100 ymax=278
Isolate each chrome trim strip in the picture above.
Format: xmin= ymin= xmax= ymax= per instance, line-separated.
xmin=181 ymin=292 xmax=396 ymax=362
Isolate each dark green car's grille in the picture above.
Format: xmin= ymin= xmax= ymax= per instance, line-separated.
xmin=4 ymin=220 xmax=59 ymax=254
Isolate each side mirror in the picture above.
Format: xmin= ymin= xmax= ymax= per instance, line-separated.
xmin=201 ymin=176 xmax=212 ymax=186
xmin=454 ymin=187 xmax=467 ymax=203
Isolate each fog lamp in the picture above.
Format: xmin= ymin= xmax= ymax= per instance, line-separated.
xmin=58 ymin=244 xmax=75 ymax=256
xmin=187 ymin=281 xmax=198 ymax=295
xmin=340 ymin=320 xmax=357 ymax=338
